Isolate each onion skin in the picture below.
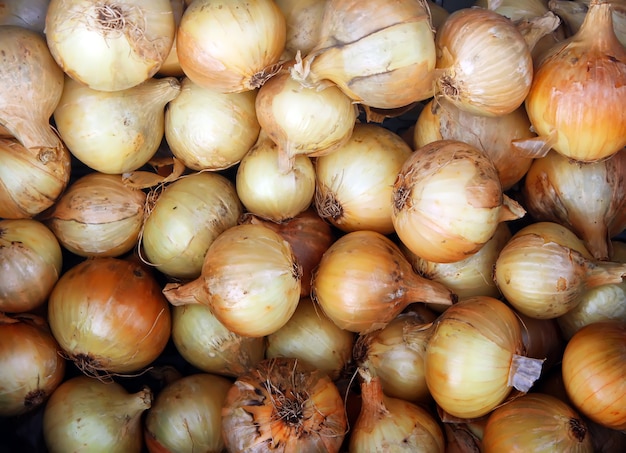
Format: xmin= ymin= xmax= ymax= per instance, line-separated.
xmin=0 ymin=0 xmax=50 ymax=33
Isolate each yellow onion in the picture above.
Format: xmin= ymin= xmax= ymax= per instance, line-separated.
xmin=562 ymin=320 xmax=626 ymax=430
xmin=428 ymin=0 xmax=450 ymax=30
xmin=0 ymin=0 xmax=49 ymax=32
xmin=391 ymin=139 xmax=526 ymax=264
xmin=164 ymin=77 xmax=260 ymax=171
xmin=522 ymin=148 xmax=626 ymax=260
xmin=494 ymin=221 xmax=626 ymax=319
xmin=44 ymin=172 xmax=146 ymax=258
xmin=518 ymin=0 xmax=626 ymax=162
xmin=482 ymin=393 xmax=593 ymax=452
xmin=0 ymin=313 xmax=65 ymax=417
xmin=424 ymin=296 xmax=545 ymax=419
xmin=475 ymin=0 xmax=551 ymax=21
xmin=43 ymin=376 xmax=152 ymax=453
xmin=434 ymin=6 xmax=534 ymax=116
xmin=53 ymin=76 xmax=180 ymax=174
xmin=311 ymin=230 xmax=457 ymax=334
xmin=0 ymin=219 xmax=62 ymax=313
xmin=141 ymin=171 xmax=242 ymax=279
xmin=275 ymin=0 xmax=328 ymax=61
xmin=157 ymin=0 xmax=185 ymax=77
xmin=222 ymin=357 xmax=348 ymax=452
xmin=45 ymin=0 xmax=175 ymax=91
xmin=314 ymin=123 xmax=413 ymax=234
xmin=176 ymin=0 xmax=286 ymax=93
xmin=290 ymin=0 xmax=437 ymax=109
xmin=0 ymin=137 xmax=71 ymax=219
xmin=255 ymin=67 xmax=358 ymax=172
xmin=163 ymin=223 xmax=302 ymax=337
xmin=516 ymin=311 xmax=564 ymax=370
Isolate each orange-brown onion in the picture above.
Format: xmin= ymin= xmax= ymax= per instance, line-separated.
xmin=391 ymin=139 xmax=526 ymax=264
xmin=48 ymin=257 xmax=172 ymax=377
xmin=516 ymin=311 xmax=564 ymax=371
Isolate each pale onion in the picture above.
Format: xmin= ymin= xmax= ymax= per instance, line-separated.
xmin=44 ymin=172 xmax=146 ymax=258
xmin=176 ymin=0 xmax=286 ymax=93
xmin=45 ymin=0 xmax=175 ymax=91
xmin=424 ymin=296 xmax=545 ymax=419
xmin=311 ymin=230 xmax=457 ymax=334
xmin=163 ymin=223 xmax=302 ymax=337
xmin=171 ymin=303 xmax=265 ymax=378
xmin=236 ymin=131 xmax=316 ymax=222
xmin=355 ymin=309 xmax=437 ymax=404
xmin=275 ymin=0 xmax=327 ymax=61
xmin=222 ymin=357 xmax=347 ymax=452
xmin=434 ymin=6 xmax=534 ymax=116
xmin=290 ymin=0 xmax=437 ymax=109
xmin=482 ymin=393 xmax=593 ymax=452
xmin=494 ymin=221 xmax=626 ymax=319
xmin=0 ymin=137 xmax=71 ymax=219
xmin=156 ymin=0 xmax=185 ymax=77
xmin=53 ymin=76 xmax=180 ymax=174
xmin=0 ymin=219 xmax=62 ymax=313
xmin=0 ymin=26 xmax=64 ymax=154
xmin=43 ymin=376 xmax=152 ymax=453
xmin=475 ymin=0 xmax=550 ymax=21
xmin=0 ymin=313 xmax=65 ymax=417
xmin=266 ymin=297 xmax=355 ymax=380
xmin=349 ymin=368 xmax=445 ymax=453
xmin=48 ymin=257 xmax=172 ymax=377
xmin=314 ymin=122 xmax=413 ymax=234
xmin=0 ymin=0 xmax=49 ymax=32
xmin=141 ymin=171 xmax=242 ymax=279
xmin=413 ymin=99 xmax=536 ymax=190
xmin=522 ymin=148 xmax=626 ymax=260
xmin=391 ymin=139 xmax=526 ymax=264
xmin=164 ymin=77 xmax=260 ymax=171
xmin=517 ymin=0 xmax=626 ymax=162
xmin=144 ymin=373 xmax=232 ymax=453
xmin=255 ymin=67 xmax=358 ymax=172
xmin=562 ymin=320 xmax=626 ymax=430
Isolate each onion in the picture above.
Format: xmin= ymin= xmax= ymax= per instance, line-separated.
xmin=275 ymin=0 xmax=327 ymax=61
xmin=434 ymin=6 xmax=534 ymax=117
xmin=221 ymin=357 xmax=348 ymax=452
xmin=482 ymin=393 xmax=593 ymax=452
xmin=494 ymin=221 xmax=626 ymax=319
xmin=517 ymin=0 xmax=626 ymax=162
xmin=0 ymin=219 xmax=62 ymax=313
xmin=314 ymin=123 xmax=413 ymax=234
xmin=562 ymin=320 xmax=626 ymax=430
xmin=424 ymin=296 xmax=545 ymax=419
xmin=45 ymin=0 xmax=175 ymax=91
xmin=0 ymin=137 xmax=71 ymax=219
xmin=156 ymin=0 xmax=185 ymax=77
xmin=53 ymin=76 xmax=180 ymax=174
xmin=0 ymin=25 xmax=64 ymax=154
xmin=290 ymin=0 xmax=437 ymax=109
xmin=163 ymin=223 xmax=302 ymax=337
xmin=311 ymin=230 xmax=457 ymax=334
xmin=475 ymin=0 xmax=551 ymax=21
xmin=48 ymin=257 xmax=172 ymax=377
xmin=43 ymin=172 xmax=146 ymax=258
xmin=141 ymin=171 xmax=242 ymax=279
xmin=0 ymin=313 xmax=65 ymax=417
xmin=516 ymin=311 xmax=564 ymax=371
xmin=144 ymin=373 xmax=232 ymax=453
xmin=164 ymin=77 xmax=260 ymax=171
xmin=43 ymin=376 xmax=152 ymax=453
xmin=427 ymin=0 xmax=450 ymax=30
xmin=0 ymin=0 xmax=49 ymax=32
xmin=391 ymin=139 xmax=526 ymax=264
xmin=522 ymin=148 xmax=626 ymax=260
xmin=176 ymin=0 xmax=286 ymax=93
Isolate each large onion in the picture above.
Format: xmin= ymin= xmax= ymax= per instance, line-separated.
xmin=0 ymin=0 xmax=50 ymax=32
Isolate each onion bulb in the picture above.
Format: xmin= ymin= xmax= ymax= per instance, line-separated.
xmin=275 ymin=0 xmax=327 ymax=61
xmin=314 ymin=122 xmax=413 ymax=234
xmin=48 ymin=257 xmax=172 ymax=377
xmin=144 ymin=373 xmax=232 ymax=453
xmin=45 ymin=0 xmax=175 ymax=91
xmin=221 ymin=357 xmax=348 ymax=452
xmin=44 ymin=172 xmax=146 ymax=258
xmin=157 ymin=0 xmax=185 ymax=77
xmin=163 ymin=223 xmax=302 ymax=337
xmin=0 ymin=219 xmax=62 ymax=313
xmin=43 ymin=376 xmax=152 ymax=453
xmin=0 ymin=313 xmax=65 ymax=417
xmin=53 ymin=76 xmax=180 ymax=174
xmin=176 ymin=0 xmax=286 ymax=93
xmin=391 ymin=139 xmax=526 ymax=264
xmin=562 ymin=320 xmax=626 ymax=430
xmin=311 ymin=230 xmax=457 ymax=334
xmin=475 ymin=0 xmax=551 ymax=21
xmin=0 ymin=0 xmax=50 ymax=33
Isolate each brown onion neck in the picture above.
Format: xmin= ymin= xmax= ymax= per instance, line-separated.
xmin=577 ymin=1 xmax=617 ymax=46
xmin=585 ymin=260 xmax=626 ymax=288
xmin=498 ymin=195 xmax=527 ymax=222
xmin=517 ymin=12 xmax=562 ymax=53
xmin=1 ymin=115 xmax=64 ymax=155
xmin=405 ymin=273 xmax=458 ymax=307
xmin=162 ymin=279 xmax=207 ymax=307
xmin=358 ymin=370 xmax=388 ymax=424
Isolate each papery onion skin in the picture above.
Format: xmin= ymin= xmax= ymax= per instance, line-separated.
xmin=275 ymin=0 xmax=327 ymax=61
